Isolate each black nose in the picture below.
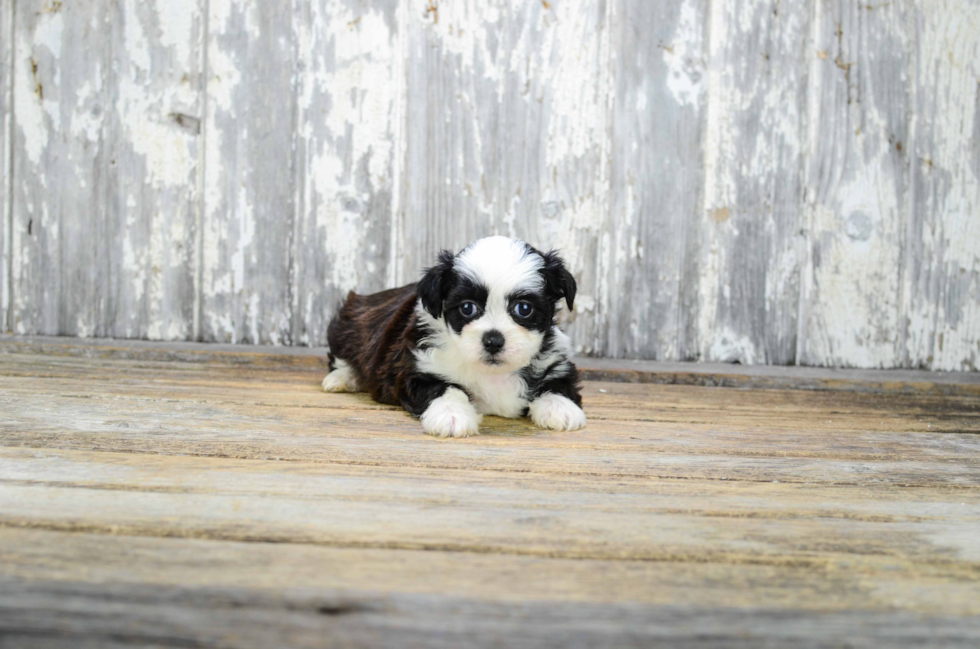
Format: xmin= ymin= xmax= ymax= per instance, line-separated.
xmin=482 ymin=330 xmax=505 ymax=355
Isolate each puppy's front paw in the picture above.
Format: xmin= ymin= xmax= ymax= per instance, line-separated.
xmin=529 ymin=393 xmax=586 ymax=431
xmin=421 ymin=387 xmax=482 ymax=438
xmin=322 ymin=361 xmax=359 ymax=393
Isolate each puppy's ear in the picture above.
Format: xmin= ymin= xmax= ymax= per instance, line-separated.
xmin=541 ymin=251 xmax=577 ymax=311
xmin=418 ymin=250 xmax=456 ymax=318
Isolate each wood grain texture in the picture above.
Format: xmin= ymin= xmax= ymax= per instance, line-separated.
xmin=698 ymin=0 xmax=808 ymax=365
xmin=0 ymin=0 xmax=10 ymax=333
xmin=601 ymin=0 xmax=706 ymax=361
xmin=799 ymin=0 xmax=911 ymax=368
xmin=289 ymin=0 xmax=399 ymax=346
xmin=3 ymin=572 xmax=977 ymax=649
xmin=0 ymin=345 xmax=979 ymax=645
xmin=399 ymin=0 xmax=611 ymax=353
xmin=200 ymin=0 xmax=296 ymax=344
xmin=905 ymin=3 xmax=980 ymax=372
xmin=2 ymin=0 xmax=980 ymax=371
xmin=10 ymin=1 xmax=111 ymax=337
xmin=105 ymin=0 xmax=203 ymax=341
xmin=9 ymin=2 xmax=203 ymax=343
xmin=1 ymin=527 xmax=978 ymax=619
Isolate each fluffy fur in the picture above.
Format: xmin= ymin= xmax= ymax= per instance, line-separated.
xmin=323 ymin=236 xmax=585 ymax=437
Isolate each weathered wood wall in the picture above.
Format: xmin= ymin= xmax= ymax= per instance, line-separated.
xmin=2 ymin=0 xmax=978 ymax=370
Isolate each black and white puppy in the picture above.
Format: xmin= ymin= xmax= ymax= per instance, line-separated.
xmin=322 ymin=236 xmax=586 ymax=437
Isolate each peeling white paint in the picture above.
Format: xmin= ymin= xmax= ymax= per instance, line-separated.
xmin=664 ymin=0 xmax=704 ymax=109
xmin=318 ymin=9 xmax=394 ymax=202
xmin=299 ymin=2 xmax=398 ymax=301
xmin=4 ymin=0 xmax=979 ymax=369
xmin=903 ymin=2 xmax=980 ymax=371
xmin=154 ymin=1 xmax=196 ymax=66
xmin=14 ymin=29 xmax=49 ymax=166
xmin=709 ymin=327 xmax=758 ymax=365
xmin=805 ymin=164 xmax=903 ymax=368
xmin=798 ymin=2 xmax=910 ymax=369
xmin=697 ymin=0 xmax=808 ymax=365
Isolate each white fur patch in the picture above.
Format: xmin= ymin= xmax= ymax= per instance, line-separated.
xmin=420 ymin=387 xmax=482 ymax=438
xmin=322 ymin=359 xmax=359 ymax=393
xmin=529 ymin=393 xmax=586 ymax=431
xmin=455 ymin=236 xmax=544 ymax=297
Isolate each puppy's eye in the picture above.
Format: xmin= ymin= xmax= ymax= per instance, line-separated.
xmin=459 ymin=302 xmax=478 ymax=318
xmin=513 ymin=301 xmax=533 ymax=318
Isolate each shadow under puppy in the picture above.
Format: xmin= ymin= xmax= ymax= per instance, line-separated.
xmin=322 ymin=236 xmax=586 ymax=437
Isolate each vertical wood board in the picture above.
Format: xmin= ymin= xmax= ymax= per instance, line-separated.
xmin=10 ymin=1 xmax=111 ymax=337
xmin=904 ymin=2 xmax=980 ymax=371
xmin=201 ymin=0 xmax=296 ymax=344
xmin=698 ymin=0 xmax=809 ymax=365
xmin=0 ymin=1 xmax=10 ymax=333
xmin=289 ymin=0 xmax=399 ymax=347
xmin=601 ymin=0 xmax=708 ymax=360
xmin=799 ymin=0 xmax=911 ymax=368
xmin=105 ymin=0 xmax=204 ymax=341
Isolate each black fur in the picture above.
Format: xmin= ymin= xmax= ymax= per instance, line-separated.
xmin=443 ymin=276 xmax=490 ymax=334
xmin=417 ymin=250 xmax=457 ymax=319
xmin=538 ymin=249 xmax=577 ymax=311
xmin=401 ymin=372 xmax=467 ymax=417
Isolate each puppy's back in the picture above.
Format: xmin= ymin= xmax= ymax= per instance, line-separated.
xmin=327 ymin=284 xmax=420 ymax=401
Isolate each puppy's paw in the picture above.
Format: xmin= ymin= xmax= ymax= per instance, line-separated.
xmin=321 ymin=361 xmax=359 ymax=393
xmin=529 ymin=393 xmax=586 ymax=431
xmin=421 ymin=387 xmax=482 ymax=438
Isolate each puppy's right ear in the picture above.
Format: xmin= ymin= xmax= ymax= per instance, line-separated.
xmin=418 ymin=250 xmax=456 ymax=318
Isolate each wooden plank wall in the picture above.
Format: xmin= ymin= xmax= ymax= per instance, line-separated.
xmin=1 ymin=0 xmax=978 ymax=370
xmin=0 ymin=0 xmax=9 ymax=333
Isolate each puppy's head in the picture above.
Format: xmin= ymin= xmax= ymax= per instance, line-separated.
xmin=418 ymin=236 xmax=576 ymax=374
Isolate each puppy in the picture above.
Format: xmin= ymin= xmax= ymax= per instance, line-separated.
xmin=322 ymin=236 xmax=586 ymax=437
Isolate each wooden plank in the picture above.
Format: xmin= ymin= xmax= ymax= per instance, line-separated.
xmin=1 ymin=347 xmax=978 ymax=644
xmin=6 ymin=2 xmax=201 ymax=341
xmin=9 ymin=1 xmax=111 ymax=337
xmin=698 ymin=0 xmax=808 ymax=364
xmin=0 ymin=529 xmax=978 ymax=648
xmin=2 ymin=527 xmax=978 ymax=619
xmin=798 ymin=0 xmax=911 ymax=368
xmin=1 ymin=446 xmax=978 ymax=566
xmin=600 ymin=0 xmax=707 ymax=360
xmin=2 ymin=352 xmax=979 ymax=442
xmin=103 ymin=0 xmax=204 ymax=341
xmin=399 ymin=0 xmax=611 ymax=353
xmin=1 ymin=355 xmax=978 ymax=488
xmin=2 ymin=574 xmax=976 ymax=649
xmin=904 ymin=4 xmax=980 ymax=372
xmin=0 ymin=1 xmax=9 ymax=334
xmin=201 ymin=0 xmax=296 ymax=344
xmin=289 ymin=0 xmax=399 ymax=346
xmin=576 ymin=355 xmax=980 ymax=395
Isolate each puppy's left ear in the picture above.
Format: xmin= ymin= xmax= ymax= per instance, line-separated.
xmin=542 ymin=251 xmax=577 ymax=311
xmin=418 ymin=250 xmax=456 ymax=318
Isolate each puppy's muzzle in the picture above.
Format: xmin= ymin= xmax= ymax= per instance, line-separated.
xmin=482 ymin=330 xmax=505 ymax=360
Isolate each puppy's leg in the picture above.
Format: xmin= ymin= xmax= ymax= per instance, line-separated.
xmin=529 ymin=392 xmax=586 ymax=431
xmin=420 ymin=387 xmax=482 ymax=438
xmin=322 ymin=358 xmax=360 ymax=393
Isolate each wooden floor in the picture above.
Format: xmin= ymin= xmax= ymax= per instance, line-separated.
xmin=1 ymin=337 xmax=979 ymax=647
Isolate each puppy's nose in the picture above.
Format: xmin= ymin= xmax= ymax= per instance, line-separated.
xmin=482 ymin=330 xmax=505 ymax=355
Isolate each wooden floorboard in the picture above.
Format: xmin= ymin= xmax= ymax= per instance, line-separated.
xmin=1 ymin=340 xmax=978 ymax=646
